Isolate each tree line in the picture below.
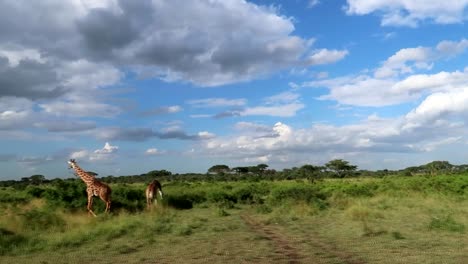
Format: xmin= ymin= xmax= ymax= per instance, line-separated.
xmin=1 ymin=159 xmax=467 ymax=188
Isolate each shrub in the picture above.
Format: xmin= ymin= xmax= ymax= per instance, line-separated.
xmin=166 ymin=191 xmax=206 ymax=209
xmin=0 ymin=187 xmax=30 ymax=204
xmin=268 ymin=184 xmax=327 ymax=209
xmin=231 ymin=183 xmax=270 ymax=204
xmin=0 ymin=228 xmax=28 ymax=255
xmin=19 ymin=208 xmax=66 ymax=232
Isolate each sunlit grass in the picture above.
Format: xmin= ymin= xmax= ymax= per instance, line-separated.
xmin=1 ymin=174 xmax=467 ymax=263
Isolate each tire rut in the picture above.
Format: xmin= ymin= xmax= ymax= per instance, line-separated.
xmin=241 ymin=214 xmax=366 ymax=264
xmin=241 ymin=214 xmax=302 ymax=264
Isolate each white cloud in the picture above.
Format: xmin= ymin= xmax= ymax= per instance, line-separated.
xmin=391 ymin=68 xmax=468 ymax=95
xmin=345 ymin=0 xmax=468 ymax=27
xmin=264 ymin=91 xmax=300 ymax=104
xmin=404 ymin=88 xmax=468 ymax=129
xmin=70 ymin=142 xmax=119 ymax=162
xmin=196 ymin=97 xmax=468 ymax=168
xmin=192 ymin=91 xmax=305 ymax=118
xmin=374 ymin=47 xmax=433 ymax=78
xmin=436 ymin=39 xmax=468 ymax=57
xmin=306 ymin=49 xmax=349 ymax=66
xmin=70 ymin=150 xmax=89 ymax=160
xmin=242 ymin=103 xmax=305 ymax=117
xmin=145 ymin=148 xmax=164 ymax=155
xmin=305 ymin=39 xmax=468 ymax=107
xmin=308 ymin=75 xmax=409 ymax=107
xmin=197 ymin=131 xmax=216 ymax=139
xmin=0 ymin=47 xmax=46 ymax=66
xmin=308 ymin=0 xmax=320 ymax=8
xmin=0 ymin=97 xmax=34 ymax=130
xmin=94 ymin=142 xmax=119 ymax=154
xmin=0 ymin=0 xmax=349 ymax=93
xmin=40 ymin=100 xmax=121 ymax=118
xmin=187 ymin=98 xmax=247 ymax=108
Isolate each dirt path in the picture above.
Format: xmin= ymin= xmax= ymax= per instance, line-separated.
xmin=241 ymin=214 xmax=366 ymax=264
xmin=241 ymin=214 xmax=303 ymax=264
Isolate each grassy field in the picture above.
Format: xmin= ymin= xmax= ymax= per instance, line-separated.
xmin=0 ymin=175 xmax=467 ymax=263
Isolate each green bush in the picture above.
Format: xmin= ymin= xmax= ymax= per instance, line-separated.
xmin=19 ymin=208 xmax=66 ymax=232
xmin=0 ymin=187 xmax=30 ymax=204
xmin=268 ymin=184 xmax=327 ymax=209
xmin=231 ymin=183 xmax=270 ymax=204
xmin=0 ymin=228 xmax=28 ymax=255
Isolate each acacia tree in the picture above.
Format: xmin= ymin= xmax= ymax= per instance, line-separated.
xmin=232 ymin=167 xmax=249 ymax=174
xmin=325 ymin=159 xmax=357 ymax=178
xmin=208 ymin=164 xmax=230 ymax=174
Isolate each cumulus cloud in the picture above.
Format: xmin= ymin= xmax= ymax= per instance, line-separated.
xmin=404 ymin=88 xmax=468 ymax=129
xmin=0 ymin=57 xmax=66 ymax=100
xmin=306 ymin=49 xmax=349 ymax=66
xmin=0 ymin=0 xmax=347 ymax=91
xmin=70 ymin=142 xmax=119 ymax=162
xmin=374 ymin=47 xmax=433 ymax=78
xmin=196 ymin=104 xmax=466 ymax=167
xmin=0 ymin=0 xmax=350 ymax=138
xmin=345 ymin=0 xmax=468 ymax=27
xmin=94 ymin=142 xmax=119 ymax=154
xmin=305 ymin=39 xmax=468 ymax=107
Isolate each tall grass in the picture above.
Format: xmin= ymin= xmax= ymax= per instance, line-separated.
xmin=0 ymin=173 xmax=466 ymax=259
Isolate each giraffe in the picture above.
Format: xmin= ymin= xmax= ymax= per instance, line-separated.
xmin=67 ymin=159 xmax=111 ymax=216
xmin=146 ymin=179 xmax=163 ymax=209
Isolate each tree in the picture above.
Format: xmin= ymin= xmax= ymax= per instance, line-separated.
xmin=21 ymin=175 xmax=46 ymax=185
xmin=325 ymin=159 xmax=357 ymax=178
xmin=147 ymin=170 xmax=172 ymax=177
xmin=425 ymin=161 xmax=453 ymax=175
xmin=232 ymin=167 xmax=249 ymax=174
xmin=299 ymin=164 xmax=321 ymax=179
xmin=257 ymin=164 xmax=269 ymax=173
xmin=208 ymin=165 xmax=230 ymax=174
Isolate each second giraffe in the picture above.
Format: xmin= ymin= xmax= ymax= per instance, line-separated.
xmin=146 ymin=179 xmax=163 ymax=209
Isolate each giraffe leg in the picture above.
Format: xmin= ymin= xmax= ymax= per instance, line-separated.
xmin=147 ymin=197 xmax=152 ymax=210
xmin=105 ymin=199 xmax=111 ymax=213
xmin=87 ymin=195 xmax=97 ymax=217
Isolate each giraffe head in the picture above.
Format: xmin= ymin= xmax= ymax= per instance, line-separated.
xmin=67 ymin=159 xmax=77 ymax=169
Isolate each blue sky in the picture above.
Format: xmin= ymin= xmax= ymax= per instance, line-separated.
xmin=1 ymin=0 xmax=468 ymax=179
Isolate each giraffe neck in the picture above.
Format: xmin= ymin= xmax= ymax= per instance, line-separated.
xmin=72 ymin=164 xmax=95 ymax=186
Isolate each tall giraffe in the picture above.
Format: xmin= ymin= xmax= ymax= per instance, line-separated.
xmin=68 ymin=159 xmax=111 ymax=216
xmin=146 ymin=179 xmax=163 ymax=209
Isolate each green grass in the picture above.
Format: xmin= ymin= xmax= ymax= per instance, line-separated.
xmin=0 ymin=174 xmax=467 ymax=263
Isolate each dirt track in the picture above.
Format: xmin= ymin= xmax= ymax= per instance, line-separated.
xmin=241 ymin=214 xmax=366 ymax=264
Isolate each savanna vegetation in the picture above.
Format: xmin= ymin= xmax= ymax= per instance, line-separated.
xmin=0 ymin=160 xmax=467 ymax=263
